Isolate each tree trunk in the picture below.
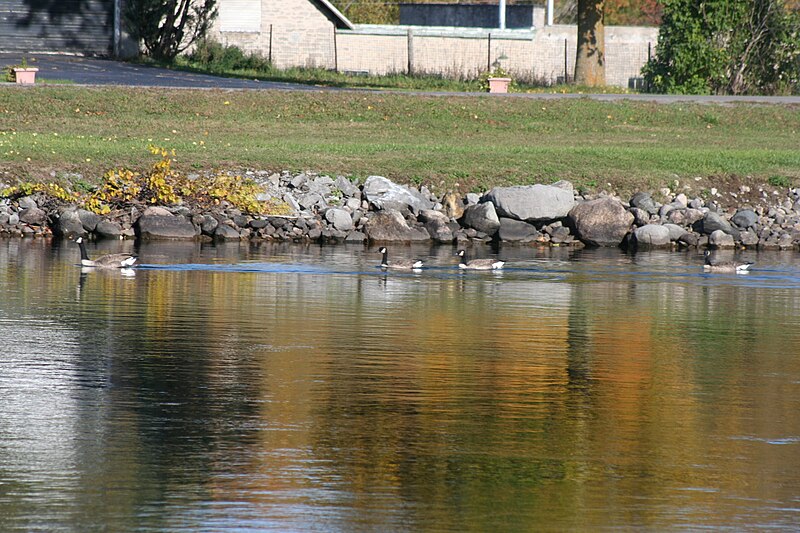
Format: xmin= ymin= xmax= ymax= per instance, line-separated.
xmin=574 ymin=0 xmax=606 ymax=86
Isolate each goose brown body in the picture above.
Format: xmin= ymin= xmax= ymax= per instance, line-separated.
xmin=456 ymin=249 xmax=505 ymax=270
xmin=75 ymin=236 xmax=137 ymax=268
xmin=703 ymin=250 xmax=752 ymax=273
xmin=378 ymin=247 xmax=423 ymax=270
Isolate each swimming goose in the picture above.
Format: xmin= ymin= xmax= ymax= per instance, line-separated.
xmin=456 ymin=249 xmax=505 ymax=270
xmin=74 ymin=236 xmax=138 ymax=268
xmin=703 ymin=249 xmax=752 ymax=273
xmin=378 ymin=247 xmax=424 ymax=270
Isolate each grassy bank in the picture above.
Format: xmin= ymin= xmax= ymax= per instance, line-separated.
xmin=1 ymin=86 xmax=799 ymax=197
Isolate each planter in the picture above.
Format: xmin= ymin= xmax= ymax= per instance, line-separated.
xmin=13 ymin=67 xmax=38 ymax=84
xmin=487 ymin=77 xmax=511 ymax=94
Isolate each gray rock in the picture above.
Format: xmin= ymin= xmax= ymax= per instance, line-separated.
xmin=550 ymin=225 xmax=573 ymax=244
xmin=664 ymin=223 xmax=686 ymax=241
xmin=136 ymin=214 xmax=198 ymax=240
xmin=18 ymin=196 xmax=38 ymax=210
xmin=95 ymin=220 xmax=123 ymax=239
xmin=335 ymin=176 xmax=360 ymax=198
xmin=630 ymin=192 xmax=659 ymax=215
xmin=52 ymin=207 xmax=85 ymax=237
xmin=732 ymin=209 xmax=758 ymax=229
xmin=19 ymin=207 xmax=47 ymax=226
xmin=485 ymin=184 xmax=575 ymax=222
xmin=201 ymin=215 xmax=219 ymax=235
xmin=709 ymin=229 xmax=735 ymax=248
xmin=462 ymin=202 xmax=500 ymax=236
xmin=290 ymin=173 xmax=308 ymax=188
xmin=740 ymin=230 xmax=759 ymax=246
xmin=282 ymin=193 xmax=301 ymax=214
xmin=568 ymin=197 xmax=633 ymax=247
xmin=696 ymin=211 xmax=736 ymax=236
xmin=497 ymin=217 xmax=540 ymax=242
xmin=214 ymin=224 xmax=241 ymax=241
xmin=678 ymin=232 xmax=700 ymax=247
xmin=249 ymin=218 xmax=269 ymax=229
xmin=465 ymin=193 xmax=481 ymax=205
xmin=633 ymin=224 xmax=672 ymax=248
xmin=630 ymin=207 xmax=651 ymax=226
xmin=364 ymin=210 xmax=430 ymax=242
xmin=8 ymin=213 xmax=19 ymax=225
xmin=363 ymin=176 xmax=433 ymax=214
xmin=325 ymin=208 xmax=354 ymax=231
xmin=297 ymin=192 xmax=325 ymax=211
xmin=345 ymin=230 xmax=367 ymax=242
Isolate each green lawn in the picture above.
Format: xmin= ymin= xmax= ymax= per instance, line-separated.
xmin=1 ymin=86 xmax=799 ymax=196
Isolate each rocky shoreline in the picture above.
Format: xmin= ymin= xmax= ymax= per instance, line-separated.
xmin=2 ymin=170 xmax=799 ymax=251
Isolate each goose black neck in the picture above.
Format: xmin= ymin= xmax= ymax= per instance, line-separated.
xmin=381 ymin=248 xmax=389 ymax=266
xmin=77 ymin=239 xmax=90 ymax=261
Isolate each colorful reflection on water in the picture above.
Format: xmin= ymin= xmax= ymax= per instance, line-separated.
xmin=1 ymin=238 xmax=800 ymax=531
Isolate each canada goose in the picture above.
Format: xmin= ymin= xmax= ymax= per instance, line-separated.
xmin=74 ymin=236 xmax=137 ymax=268
xmin=703 ymin=249 xmax=752 ymax=273
xmin=378 ymin=247 xmax=424 ymax=270
xmin=456 ymin=249 xmax=505 ymax=270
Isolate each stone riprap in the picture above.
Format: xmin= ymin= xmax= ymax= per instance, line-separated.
xmin=2 ymin=170 xmax=800 ymax=251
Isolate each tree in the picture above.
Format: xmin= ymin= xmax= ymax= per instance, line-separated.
xmin=642 ymin=0 xmax=800 ymax=95
xmin=574 ymin=0 xmax=606 ymax=86
xmin=125 ymin=0 xmax=218 ymax=61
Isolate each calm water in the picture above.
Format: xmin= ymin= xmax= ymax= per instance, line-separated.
xmin=2 ymin=238 xmax=800 ymax=531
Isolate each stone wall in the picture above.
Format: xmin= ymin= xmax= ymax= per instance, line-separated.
xmin=210 ymin=1 xmax=658 ymax=87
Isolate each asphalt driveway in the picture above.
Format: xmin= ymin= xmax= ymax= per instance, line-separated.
xmin=0 ymin=52 xmax=319 ymax=90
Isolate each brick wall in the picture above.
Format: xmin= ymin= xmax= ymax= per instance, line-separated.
xmin=211 ymin=0 xmax=658 ymax=87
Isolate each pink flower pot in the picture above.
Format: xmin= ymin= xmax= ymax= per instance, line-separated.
xmin=487 ymin=77 xmax=511 ymax=93
xmin=13 ymin=68 xmax=38 ymax=84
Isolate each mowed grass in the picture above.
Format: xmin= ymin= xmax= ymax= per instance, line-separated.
xmin=1 ymin=85 xmax=799 ymax=195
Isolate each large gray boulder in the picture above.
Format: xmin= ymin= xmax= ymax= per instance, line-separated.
xmin=19 ymin=207 xmax=48 ymax=226
xmin=363 ymin=176 xmax=434 ymax=214
xmin=364 ymin=210 xmax=430 ymax=242
xmin=95 ymin=220 xmax=123 ymax=239
xmin=213 ymin=224 xmax=241 ymax=241
xmin=732 ymin=209 xmax=758 ymax=229
xmin=630 ymin=192 xmax=659 ymax=215
xmin=52 ymin=206 xmax=86 ymax=237
xmin=567 ymin=197 xmax=633 ymax=247
xmin=419 ymin=209 xmax=454 ymax=243
xmin=497 ymin=217 xmax=540 ymax=242
xmin=78 ymin=209 xmax=102 ymax=232
xmin=633 ymin=224 xmax=672 ymax=248
xmin=709 ymin=229 xmax=735 ymax=248
xmin=696 ymin=211 xmax=737 ymax=236
xmin=462 ymin=202 xmax=500 ymax=236
xmin=485 ymin=184 xmax=575 ymax=222
xmin=135 ymin=214 xmax=198 ymax=240
xmin=325 ymin=208 xmax=354 ymax=231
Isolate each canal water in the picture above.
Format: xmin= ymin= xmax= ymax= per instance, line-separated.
xmin=2 ymin=238 xmax=800 ymax=531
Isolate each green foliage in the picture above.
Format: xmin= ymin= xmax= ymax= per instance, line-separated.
xmin=125 ymin=0 xmax=218 ymax=61
xmin=478 ymin=65 xmax=518 ymax=93
xmin=186 ymin=39 xmax=271 ymax=72
xmin=643 ymin=0 xmax=800 ymax=95
xmin=768 ymin=175 xmax=792 ymax=187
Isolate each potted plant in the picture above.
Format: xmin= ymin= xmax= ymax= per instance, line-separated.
xmin=481 ymin=64 xmax=513 ymax=94
xmin=10 ymin=57 xmax=38 ymax=84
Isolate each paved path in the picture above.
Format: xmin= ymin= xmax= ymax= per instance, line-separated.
xmin=3 ymin=52 xmax=800 ymax=104
xmin=0 ymin=52 xmax=319 ymax=91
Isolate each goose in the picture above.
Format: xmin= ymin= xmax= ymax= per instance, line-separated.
xmin=74 ymin=236 xmax=137 ymax=268
xmin=456 ymin=249 xmax=505 ymax=270
xmin=378 ymin=247 xmax=424 ymax=270
xmin=703 ymin=249 xmax=752 ymax=273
